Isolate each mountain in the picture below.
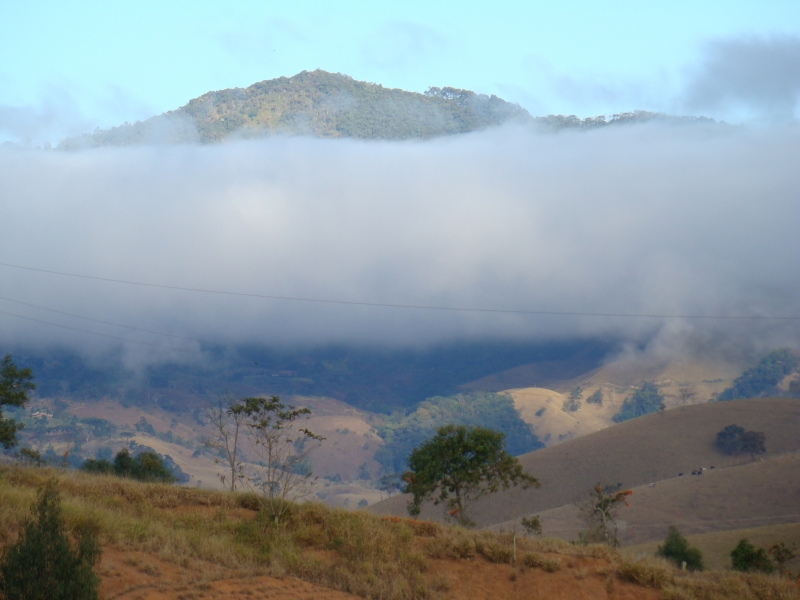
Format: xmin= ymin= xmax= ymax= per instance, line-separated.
xmin=58 ymin=70 xmax=718 ymax=149
xmin=59 ymin=70 xmax=532 ymax=148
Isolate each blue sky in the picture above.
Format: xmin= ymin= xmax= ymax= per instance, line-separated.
xmin=1 ymin=0 xmax=799 ymax=143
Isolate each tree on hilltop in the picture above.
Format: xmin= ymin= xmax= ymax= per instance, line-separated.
xmin=714 ymin=424 xmax=766 ymax=460
xmin=403 ymin=424 xmax=538 ymax=527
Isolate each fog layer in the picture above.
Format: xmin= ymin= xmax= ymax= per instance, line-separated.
xmin=1 ymin=123 xmax=799 ymax=365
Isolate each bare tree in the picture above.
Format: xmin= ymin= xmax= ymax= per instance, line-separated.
xmin=575 ymin=484 xmax=633 ymax=547
xmin=677 ymin=387 xmax=697 ymax=405
xmin=204 ymin=393 xmax=248 ymax=492
xmin=240 ymin=396 xmax=324 ymax=525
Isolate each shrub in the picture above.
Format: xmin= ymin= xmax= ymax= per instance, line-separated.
xmin=0 ymin=480 xmax=100 ymax=600
xmin=731 ymin=538 xmax=774 ymax=573
xmin=615 ymin=559 xmax=671 ymax=588
xmin=657 ymin=525 xmax=704 ymax=571
xmin=523 ymin=552 xmax=561 ymax=572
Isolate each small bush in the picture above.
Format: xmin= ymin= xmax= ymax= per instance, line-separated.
xmin=616 ymin=559 xmax=671 ymax=589
xmin=731 ymin=538 xmax=774 ymax=573
xmin=0 ymin=480 xmax=100 ymax=600
xmin=523 ymin=552 xmax=561 ymax=572
xmin=657 ymin=525 xmax=705 ymax=571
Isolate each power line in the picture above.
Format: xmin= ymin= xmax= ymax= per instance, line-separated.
xmin=0 ymin=295 xmax=205 ymax=343
xmin=0 ymin=309 xmax=196 ymax=353
xmin=1 ymin=261 xmax=798 ymax=320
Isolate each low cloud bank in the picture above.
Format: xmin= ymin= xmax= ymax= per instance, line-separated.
xmin=684 ymin=34 xmax=800 ymax=122
xmin=0 ymin=122 xmax=799 ymax=366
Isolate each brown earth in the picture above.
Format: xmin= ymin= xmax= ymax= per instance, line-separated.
xmin=97 ymin=546 xmax=359 ymax=599
xmin=369 ymin=398 xmax=800 ymax=530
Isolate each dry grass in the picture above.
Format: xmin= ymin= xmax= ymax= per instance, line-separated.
xmin=2 ymin=464 xmax=800 ymax=600
xmin=616 ymin=556 xmax=800 ymax=600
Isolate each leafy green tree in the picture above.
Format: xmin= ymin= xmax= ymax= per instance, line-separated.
xmin=719 ymin=349 xmax=800 ymax=400
xmin=0 ymin=481 xmax=100 ymax=600
xmin=0 ymin=355 xmax=36 ymax=449
xmin=657 ymin=526 xmax=704 ymax=571
xmin=612 ymin=382 xmax=664 ymax=423
xmin=403 ymin=424 xmax=538 ymax=527
xmin=715 ymin=424 xmax=746 ymax=454
xmin=740 ymin=431 xmax=767 ymax=460
xmin=714 ymin=425 xmax=766 ymax=460
xmin=731 ymin=538 xmax=774 ymax=573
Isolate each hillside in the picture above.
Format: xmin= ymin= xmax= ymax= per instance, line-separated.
xmin=58 ymin=70 xmax=531 ymax=147
xmin=368 ymin=398 xmax=800 ymax=528
xmin=498 ymin=358 xmax=743 ymax=446
xmin=496 ymin=452 xmax=800 ymax=545
xmin=1 ymin=464 xmax=795 ymax=600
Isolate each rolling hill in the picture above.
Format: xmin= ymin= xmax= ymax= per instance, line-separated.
xmin=368 ymin=398 xmax=800 ymax=534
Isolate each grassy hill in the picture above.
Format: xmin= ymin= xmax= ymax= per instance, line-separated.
xmin=0 ymin=464 xmax=795 ymax=600
xmin=58 ymin=70 xmax=531 ymax=148
xmin=369 ymin=398 xmax=800 ymax=529
xmin=499 ymin=358 xmax=744 ymax=447
xmin=500 ymin=452 xmax=800 ymax=545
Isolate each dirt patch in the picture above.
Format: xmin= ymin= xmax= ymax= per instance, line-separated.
xmin=97 ymin=547 xmax=358 ymax=599
xmin=432 ymin=555 xmax=660 ymax=600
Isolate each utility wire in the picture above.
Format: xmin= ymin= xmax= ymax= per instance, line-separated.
xmin=0 ymin=309 xmax=196 ymax=353
xmin=0 ymin=295 xmax=205 ymax=343
xmin=1 ymin=261 xmax=798 ymax=320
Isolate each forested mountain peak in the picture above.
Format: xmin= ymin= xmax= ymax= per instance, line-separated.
xmin=59 ymin=70 xmax=531 ymax=148
xmin=58 ymin=70 xmax=718 ymax=149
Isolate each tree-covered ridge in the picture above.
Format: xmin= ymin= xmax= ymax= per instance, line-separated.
xmin=60 ymin=70 xmax=531 ymax=147
xmin=58 ymin=70 xmax=719 ymax=148
xmin=374 ymin=392 xmax=543 ymax=474
xmin=718 ymin=349 xmax=800 ymax=401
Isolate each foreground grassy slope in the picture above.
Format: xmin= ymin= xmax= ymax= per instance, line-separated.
xmin=369 ymin=398 xmax=800 ymax=527
xmin=1 ymin=465 xmax=797 ymax=600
